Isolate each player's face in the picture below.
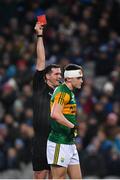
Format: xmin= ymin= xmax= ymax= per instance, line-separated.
xmin=71 ymin=70 xmax=83 ymax=89
xmin=49 ymin=68 xmax=62 ymax=87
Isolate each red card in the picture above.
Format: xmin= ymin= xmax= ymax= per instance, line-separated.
xmin=37 ymin=15 xmax=47 ymax=25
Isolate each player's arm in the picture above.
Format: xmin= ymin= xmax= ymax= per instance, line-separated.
xmin=51 ymin=102 xmax=74 ymax=128
xmin=34 ymin=23 xmax=45 ymax=71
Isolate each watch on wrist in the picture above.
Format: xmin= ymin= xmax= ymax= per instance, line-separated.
xmin=37 ymin=34 xmax=43 ymax=38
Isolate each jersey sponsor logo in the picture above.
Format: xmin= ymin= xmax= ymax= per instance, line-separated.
xmin=70 ymin=105 xmax=76 ymax=113
xmin=63 ymin=104 xmax=76 ymax=115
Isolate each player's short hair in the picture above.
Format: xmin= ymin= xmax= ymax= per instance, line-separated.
xmin=64 ymin=64 xmax=82 ymax=71
xmin=44 ymin=64 xmax=60 ymax=75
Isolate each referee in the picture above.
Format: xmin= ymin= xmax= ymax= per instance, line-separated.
xmin=32 ymin=23 xmax=62 ymax=179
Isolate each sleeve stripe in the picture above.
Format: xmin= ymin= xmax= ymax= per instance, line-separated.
xmin=58 ymin=92 xmax=66 ymax=105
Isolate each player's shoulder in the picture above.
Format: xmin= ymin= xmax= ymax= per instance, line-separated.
xmin=54 ymin=83 xmax=69 ymax=93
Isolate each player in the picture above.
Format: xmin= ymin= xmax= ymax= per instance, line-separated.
xmin=47 ymin=64 xmax=83 ymax=179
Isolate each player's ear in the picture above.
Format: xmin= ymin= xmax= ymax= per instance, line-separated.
xmin=66 ymin=77 xmax=71 ymax=82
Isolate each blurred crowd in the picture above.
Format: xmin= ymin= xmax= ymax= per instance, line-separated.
xmin=0 ymin=0 xmax=120 ymax=178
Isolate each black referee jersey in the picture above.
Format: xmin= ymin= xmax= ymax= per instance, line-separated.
xmin=33 ymin=70 xmax=53 ymax=140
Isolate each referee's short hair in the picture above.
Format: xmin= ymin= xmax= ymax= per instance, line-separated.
xmin=44 ymin=64 xmax=60 ymax=75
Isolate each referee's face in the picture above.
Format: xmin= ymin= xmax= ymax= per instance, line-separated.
xmin=47 ymin=68 xmax=62 ymax=88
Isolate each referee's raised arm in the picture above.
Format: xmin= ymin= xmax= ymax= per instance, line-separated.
xmin=34 ymin=23 xmax=45 ymax=71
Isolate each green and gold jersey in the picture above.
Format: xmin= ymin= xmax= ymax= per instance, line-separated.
xmin=48 ymin=83 xmax=77 ymax=144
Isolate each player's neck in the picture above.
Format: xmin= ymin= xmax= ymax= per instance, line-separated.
xmin=64 ymin=82 xmax=73 ymax=91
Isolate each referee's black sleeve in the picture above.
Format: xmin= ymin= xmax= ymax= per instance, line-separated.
xmin=33 ymin=70 xmax=45 ymax=91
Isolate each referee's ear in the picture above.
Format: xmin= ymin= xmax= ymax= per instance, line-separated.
xmin=45 ymin=73 xmax=50 ymax=81
xmin=46 ymin=73 xmax=49 ymax=80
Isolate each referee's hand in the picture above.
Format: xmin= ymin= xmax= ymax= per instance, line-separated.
xmin=34 ymin=23 xmax=43 ymax=35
